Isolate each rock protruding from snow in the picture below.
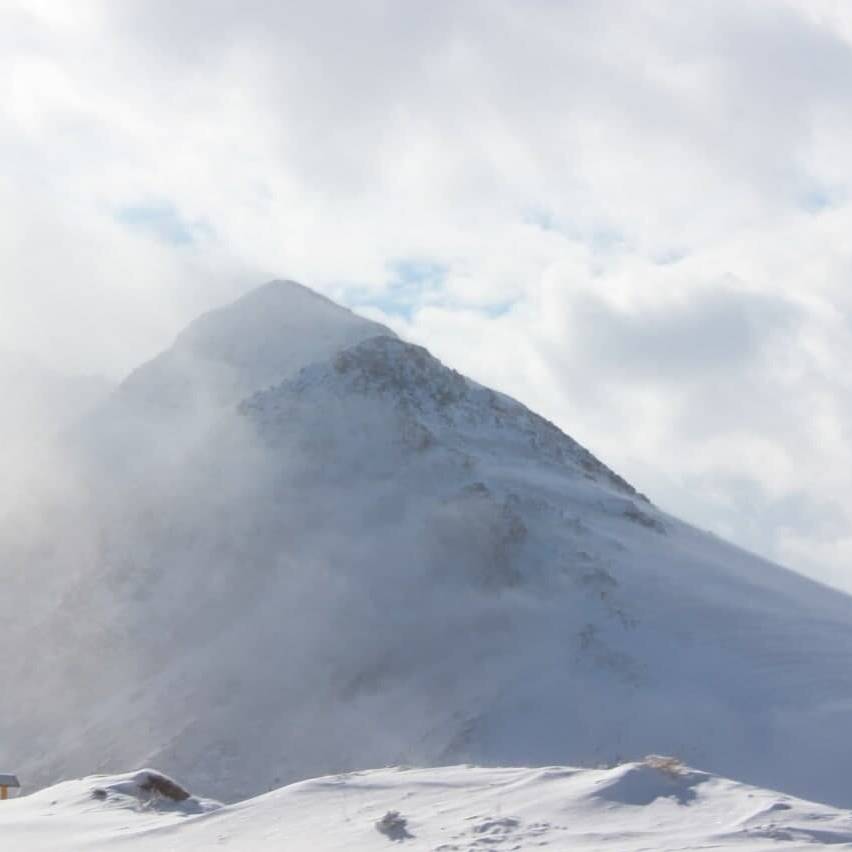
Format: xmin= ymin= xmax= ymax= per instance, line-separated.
xmin=90 ymin=770 xmax=192 ymax=804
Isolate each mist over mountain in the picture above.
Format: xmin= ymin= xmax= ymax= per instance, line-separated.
xmin=0 ymin=352 xmax=112 ymax=518
xmin=4 ymin=280 xmax=852 ymax=809
xmin=0 ymin=350 xmax=111 ymax=439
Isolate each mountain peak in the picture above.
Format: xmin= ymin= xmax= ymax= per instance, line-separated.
xmin=119 ymin=280 xmax=394 ymax=409
xmin=174 ymin=279 xmax=394 ymax=365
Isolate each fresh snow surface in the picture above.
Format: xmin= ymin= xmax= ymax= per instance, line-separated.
xmin=4 ymin=761 xmax=852 ymax=851
xmin=5 ymin=281 xmax=852 ymax=812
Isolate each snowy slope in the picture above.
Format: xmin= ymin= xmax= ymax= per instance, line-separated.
xmin=4 ymin=281 xmax=852 ymax=810
xmin=5 ymin=761 xmax=852 ymax=851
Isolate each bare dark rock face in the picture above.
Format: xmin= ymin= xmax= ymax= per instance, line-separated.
xmin=376 ymin=810 xmax=413 ymax=841
xmin=137 ymin=771 xmax=191 ymax=802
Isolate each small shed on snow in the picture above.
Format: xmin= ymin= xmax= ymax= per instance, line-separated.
xmin=0 ymin=774 xmax=19 ymax=799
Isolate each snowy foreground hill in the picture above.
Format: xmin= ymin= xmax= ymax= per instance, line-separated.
xmin=5 ymin=760 xmax=852 ymax=851
xmin=4 ymin=280 xmax=852 ymax=818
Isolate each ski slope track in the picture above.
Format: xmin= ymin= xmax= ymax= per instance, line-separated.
xmin=3 ymin=280 xmax=852 ymax=824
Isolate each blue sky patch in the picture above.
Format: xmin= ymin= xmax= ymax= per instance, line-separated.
xmin=523 ymin=208 xmax=560 ymax=232
xmin=345 ymin=258 xmax=518 ymax=322
xmin=353 ymin=258 xmax=449 ymax=319
xmin=799 ymin=188 xmax=834 ymax=213
xmin=114 ymin=202 xmax=211 ymax=246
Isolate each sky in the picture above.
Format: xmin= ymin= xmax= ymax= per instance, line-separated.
xmin=3 ymin=0 xmax=852 ymax=589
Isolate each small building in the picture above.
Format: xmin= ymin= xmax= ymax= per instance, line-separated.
xmin=0 ymin=774 xmax=19 ymax=800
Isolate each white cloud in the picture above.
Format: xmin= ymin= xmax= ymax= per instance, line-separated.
xmin=3 ymin=0 xmax=852 ymax=587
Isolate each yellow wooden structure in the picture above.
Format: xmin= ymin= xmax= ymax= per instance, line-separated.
xmin=0 ymin=773 xmax=19 ymax=799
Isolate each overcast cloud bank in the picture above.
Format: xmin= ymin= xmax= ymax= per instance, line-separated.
xmin=3 ymin=0 xmax=852 ymax=586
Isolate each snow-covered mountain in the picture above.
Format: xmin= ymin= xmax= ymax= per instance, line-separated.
xmin=4 ymin=280 xmax=852 ymax=809
xmin=5 ymin=759 xmax=852 ymax=851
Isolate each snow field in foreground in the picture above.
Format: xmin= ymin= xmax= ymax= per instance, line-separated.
xmin=3 ymin=760 xmax=852 ymax=851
